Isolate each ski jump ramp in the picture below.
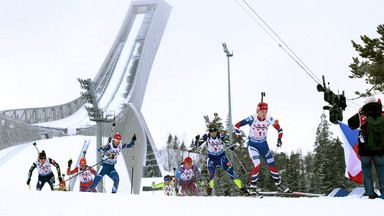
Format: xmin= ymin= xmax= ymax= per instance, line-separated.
xmin=0 ymin=0 xmax=172 ymax=194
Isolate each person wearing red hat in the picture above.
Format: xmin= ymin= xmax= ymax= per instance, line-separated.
xmin=235 ymin=102 xmax=290 ymax=194
xmin=174 ymin=157 xmax=202 ymax=196
xmin=87 ymin=133 xmax=136 ymax=193
xmin=67 ymin=158 xmax=97 ymax=192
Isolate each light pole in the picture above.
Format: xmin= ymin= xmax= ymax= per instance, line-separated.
xmin=78 ymin=78 xmax=115 ymax=192
xmin=222 ymin=43 xmax=234 ymax=156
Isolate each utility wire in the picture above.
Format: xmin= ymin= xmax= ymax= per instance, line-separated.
xmin=234 ymin=0 xmax=323 ymax=85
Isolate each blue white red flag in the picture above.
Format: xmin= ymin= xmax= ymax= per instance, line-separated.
xmin=338 ymin=122 xmax=362 ymax=184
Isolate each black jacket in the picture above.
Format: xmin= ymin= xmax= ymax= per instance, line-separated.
xmin=348 ymin=102 xmax=384 ymax=156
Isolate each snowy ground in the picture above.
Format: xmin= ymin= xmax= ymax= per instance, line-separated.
xmin=0 ymin=136 xmax=383 ymax=216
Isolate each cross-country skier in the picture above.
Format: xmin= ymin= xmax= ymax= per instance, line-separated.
xmin=26 ymin=150 xmax=61 ymax=191
xmin=152 ymin=175 xmax=177 ymax=196
xmin=174 ymin=157 xmax=202 ymax=196
xmin=194 ymin=123 xmax=248 ymax=196
xmin=87 ymin=133 xmax=136 ymax=193
xmin=67 ymin=158 xmax=97 ymax=192
xmin=234 ymin=102 xmax=290 ymax=194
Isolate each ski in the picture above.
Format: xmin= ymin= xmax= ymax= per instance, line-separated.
xmin=246 ymin=192 xmax=264 ymax=198
xmin=258 ymin=191 xmax=323 ymax=197
xmin=242 ymin=188 xmax=263 ymax=198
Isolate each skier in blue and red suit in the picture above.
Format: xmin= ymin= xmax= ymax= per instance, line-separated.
xmin=174 ymin=157 xmax=202 ymax=196
xmin=87 ymin=133 xmax=136 ymax=193
xmin=195 ymin=123 xmax=248 ymax=196
xmin=235 ymin=102 xmax=290 ymax=194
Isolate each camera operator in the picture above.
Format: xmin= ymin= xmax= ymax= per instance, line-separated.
xmin=348 ymin=96 xmax=384 ymax=199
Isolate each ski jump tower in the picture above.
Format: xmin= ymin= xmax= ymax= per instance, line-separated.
xmin=0 ymin=0 xmax=172 ymax=194
xmin=98 ymin=0 xmax=172 ymax=194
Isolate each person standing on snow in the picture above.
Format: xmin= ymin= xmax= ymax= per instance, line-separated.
xmin=348 ymin=96 xmax=384 ymax=199
xmin=67 ymin=158 xmax=97 ymax=192
xmin=152 ymin=175 xmax=177 ymax=196
xmin=174 ymin=157 xmax=202 ymax=196
xmin=87 ymin=133 xmax=136 ymax=193
xmin=26 ymin=150 xmax=61 ymax=191
xmin=234 ymin=102 xmax=290 ymax=194
xmin=194 ymin=123 xmax=248 ymax=196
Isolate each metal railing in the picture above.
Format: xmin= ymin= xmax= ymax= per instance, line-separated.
xmin=0 ymin=98 xmax=84 ymax=124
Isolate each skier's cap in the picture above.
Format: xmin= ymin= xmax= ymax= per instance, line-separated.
xmin=209 ymin=127 xmax=218 ymax=133
xmin=39 ymin=150 xmax=46 ymax=160
xmin=257 ymin=102 xmax=268 ymax=112
xmin=208 ymin=123 xmax=218 ymax=133
xmin=114 ymin=133 xmax=122 ymax=141
xmin=80 ymin=158 xmax=86 ymax=166
xmin=364 ymin=96 xmax=377 ymax=104
xmin=164 ymin=175 xmax=172 ymax=181
xmin=184 ymin=157 xmax=192 ymax=164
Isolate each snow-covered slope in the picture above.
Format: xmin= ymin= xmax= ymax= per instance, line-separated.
xmin=0 ymin=136 xmax=383 ymax=216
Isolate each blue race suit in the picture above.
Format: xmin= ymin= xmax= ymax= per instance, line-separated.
xmin=87 ymin=140 xmax=134 ymax=193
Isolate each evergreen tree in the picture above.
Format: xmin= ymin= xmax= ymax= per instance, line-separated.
xmin=270 ymin=152 xmax=288 ymax=191
xmin=285 ymin=152 xmax=301 ymax=192
xmin=349 ymin=24 xmax=384 ymax=97
xmin=296 ymin=151 xmax=308 ymax=192
xmin=303 ymin=152 xmax=316 ymax=193
xmin=313 ymin=113 xmax=334 ymax=194
xmin=166 ymin=134 xmax=173 ymax=171
xmin=180 ymin=141 xmax=187 ymax=151
xmin=172 ymin=135 xmax=184 ymax=167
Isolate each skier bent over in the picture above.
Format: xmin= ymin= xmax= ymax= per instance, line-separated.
xmin=67 ymin=158 xmax=97 ymax=192
xmin=87 ymin=133 xmax=136 ymax=193
xmin=174 ymin=157 xmax=202 ymax=196
xmin=26 ymin=150 xmax=61 ymax=191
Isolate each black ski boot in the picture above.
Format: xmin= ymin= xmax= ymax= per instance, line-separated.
xmin=206 ymin=187 xmax=212 ymax=196
xmin=239 ymin=187 xmax=249 ymax=196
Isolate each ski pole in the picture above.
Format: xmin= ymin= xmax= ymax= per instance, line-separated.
xmin=68 ymin=157 xmax=72 ymax=191
xmin=261 ymin=92 xmax=265 ymax=102
xmin=232 ymin=150 xmax=252 ymax=182
xmin=101 ymin=180 xmax=106 ymax=193
xmin=32 ymin=142 xmax=40 ymax=154
xmin=108 ymin=123 xmax=116 ymax=143
xmin=131 ymin=141 xmax=135 ymax=194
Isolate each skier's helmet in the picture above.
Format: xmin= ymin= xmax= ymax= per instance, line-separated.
xmin=184 ymin=157 xmax=192 ymax=164
xmin=80 ymin=158 xmax=86 ymax=166
xmin=114 ymin=133 xmax=122 ymax=141
xmin=257 ymin=102 xmax=268 ymax=112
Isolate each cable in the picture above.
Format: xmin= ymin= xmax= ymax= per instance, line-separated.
xmin=234 ymin=0 xmax=323 ymax=85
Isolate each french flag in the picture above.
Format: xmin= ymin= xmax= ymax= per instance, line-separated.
xmin=338 ymin=122 xmax=362 ymax=184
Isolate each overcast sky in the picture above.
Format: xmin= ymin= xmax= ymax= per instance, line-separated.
xmin=1 ymin=0 xmax=383 ymax=154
